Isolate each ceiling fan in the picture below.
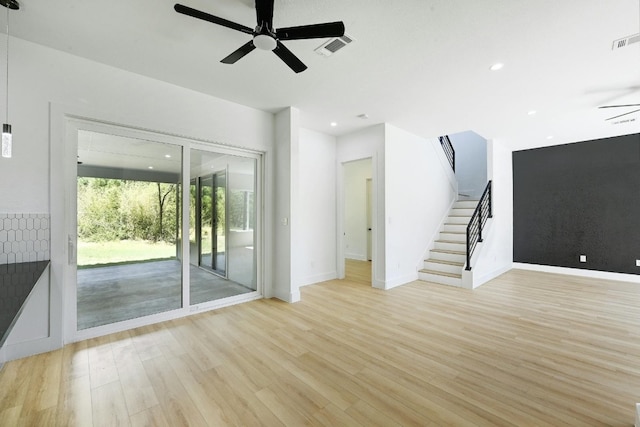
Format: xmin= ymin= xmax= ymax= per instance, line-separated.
xmin=174 ymin=1 xmax=345 ymax=73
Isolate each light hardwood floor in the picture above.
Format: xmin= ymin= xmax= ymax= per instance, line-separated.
xmin=344 ymin=259 xmax=371 ymax=285
xmin=2 ymin=268 xmax=640 ymax=426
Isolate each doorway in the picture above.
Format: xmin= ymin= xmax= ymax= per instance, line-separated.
xmin=342 ymin=158 xmax=373 ymax=285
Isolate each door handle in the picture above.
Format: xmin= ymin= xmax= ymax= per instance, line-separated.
xmin=68 ymin=236 xmax=75 ymax=265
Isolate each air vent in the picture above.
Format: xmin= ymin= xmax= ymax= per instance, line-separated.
xmin=612 ymin=33 xmax=640 ymax=50
xmin=315 ymin=34 xmax=354 ymax=56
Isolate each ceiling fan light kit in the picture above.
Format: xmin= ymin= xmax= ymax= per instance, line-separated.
xmin=253 ymin=34 xmax=276 ymax=51
xmin=174 ymin=0 xmax=345 ymax=73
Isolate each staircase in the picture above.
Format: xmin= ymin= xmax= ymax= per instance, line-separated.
xmin=418 ymin=199 xmax=477 ymax=287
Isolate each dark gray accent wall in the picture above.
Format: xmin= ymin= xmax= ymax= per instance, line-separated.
xmin=513 ymin=132 xmax=640 ymax=274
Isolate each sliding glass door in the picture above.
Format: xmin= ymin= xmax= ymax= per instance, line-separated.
xmin=69 ymin=120 xmax=262 ymax=338
xmin=189 ymin=149 xmax=257 ymax=305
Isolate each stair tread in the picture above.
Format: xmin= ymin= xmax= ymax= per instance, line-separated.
xmin=419 ymin=269 xmax=462 ymax=279
xmin=436 ymin=240 xmax=465 ymax=244
xmin=440 ymin=231 xmax=465 ymax=235
xmin=424 ymin=258 xmax=464 ymax=267
xmin=431 ymin=249 xmax=466 ymax=255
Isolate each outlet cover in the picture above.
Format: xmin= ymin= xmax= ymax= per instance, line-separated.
xmin=579 ymin=255 xmax=587 ymax=263
xmin=636 ymin=259 xmax=640 ymax=267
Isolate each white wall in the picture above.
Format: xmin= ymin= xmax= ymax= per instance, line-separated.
xmin=0 ymin=37 xmax=276 ymax=358
xmin=296 ymin=128 xmax=337 ymax=286
xmin=273 ymin=108 xmax=299 ymax=302
xmin=463 ymin=139 xmax=513 ymax=287
xmin=343 ymin=158 xmax=372 ymax=261
xmin=449 ymin=130 xmax=487 ymax=199
xmin=384 ymin=124 xmax=457 ymax=289
xmin=337 ymin=125 xmax=385 ymax=288
xmin=3 ymin=37 xmax=274 ymax=213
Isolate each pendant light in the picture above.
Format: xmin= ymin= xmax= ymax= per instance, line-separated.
xmin=0 ymin=0 xmax=17 ymax=159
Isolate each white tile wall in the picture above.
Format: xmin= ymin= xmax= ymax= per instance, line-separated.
xmin=0 ymin=214 xmax=50 ymax=265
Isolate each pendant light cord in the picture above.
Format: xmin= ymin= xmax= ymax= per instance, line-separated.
xmin=5 ymin=4 xmax=8 ymax=124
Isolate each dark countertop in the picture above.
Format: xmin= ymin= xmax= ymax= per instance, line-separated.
xmin=0 ymin=261 xmax=50 ymax=348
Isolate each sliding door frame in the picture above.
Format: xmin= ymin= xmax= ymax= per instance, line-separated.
xmin=57 ymin=116 xmax=264 ymax=344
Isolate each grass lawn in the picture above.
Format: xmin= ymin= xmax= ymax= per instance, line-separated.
xmin=78 ymin=239 xmax=177 ymax=267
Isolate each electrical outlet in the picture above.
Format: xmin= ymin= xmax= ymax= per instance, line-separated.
xmin=579 ymin=255 xmax=587 ymax=263
xmin=636 ymin=259 xmax=640 ymax=267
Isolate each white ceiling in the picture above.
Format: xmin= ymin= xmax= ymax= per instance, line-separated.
xmin=9 ymin=0 xmax=640 ymax=150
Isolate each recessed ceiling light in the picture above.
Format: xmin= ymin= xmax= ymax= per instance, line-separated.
xmin=357 ymin=113 xmax=369 ymax=119
xmin=330 ymin=122 xmax=337 ymax=127
xmin=528 ymin=110 xmax=537 ymax=116
xmin=165 ymin=154 xmax=171 ymax=158
xmin=148 ymin=166 xmax=154 ymax=169
xmin=546 ymin=135 xmax=554 ymax=140
xmin=490 ymin=63 xmax=504 ymax=71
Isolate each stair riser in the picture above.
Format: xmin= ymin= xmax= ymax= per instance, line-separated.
xmin=454 ymin=201 xmax=479 ymax=209
xmin=423 ymin=261 xmax=463 ymax=274
xmin=418 ymin=272 xmax=463 ymax=287
xmin=434 ymin=241 xmax=466 ymax=252
xmin=451 ymin=208 xmax=475 ymax=217
xmin=446 ymin=216 xmax=471 ymax=225
xmin=439 ymin=232 xmax=465 ymax=242
xmin=430 ymin=251 xmax=466 ymax=263
xmin=443 ymin=223 xmax=467 ymax=233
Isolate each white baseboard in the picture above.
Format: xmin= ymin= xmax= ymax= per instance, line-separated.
xmin=289 ymin=290 xmax=301 ymax=303
xmin=298 ymin=271 xmax=338 ymax=287
xmin=383 ymin=272 xmax=419 ymax=290
xmin=471 ymin=264 xmax=512 ymax=289
xmin=513 ymin=263 xmax=640 ymax=284
xmin=274 ymin=288 xmax=300 ymax=303
xmin=2 ymin=336 xmax=59 ymax=363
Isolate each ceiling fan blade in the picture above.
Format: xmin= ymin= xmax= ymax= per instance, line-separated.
xmin=599 ymin=104 xmax=640 ymax=109
xmin=221 ymin=41 xmax=256 ymax=64
xmin=605 ymin=108 xmax=640 ymax=121
xmin=174 ymin=4 xmax=253 ymax=35
xmin=273 ymin=41 xmax=307 ymax=73
xmin=276 ymin=21 xmax=345 ymax=40
xmin=255 ymin=0 xmax=274 ymax=29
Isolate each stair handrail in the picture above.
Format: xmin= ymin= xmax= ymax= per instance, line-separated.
xmin=465 ymin=181 xmax=492 ymax=271
xmin=438 ymin=135 xmax=455 ymax=171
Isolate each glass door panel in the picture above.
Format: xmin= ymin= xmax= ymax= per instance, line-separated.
xmin=227 ymin=157 xmax=257 ymax=290
xmin=76 ymin=130 xmax=183 ymax=330
xmin=189 ymin=149 xmax=256 ymax=305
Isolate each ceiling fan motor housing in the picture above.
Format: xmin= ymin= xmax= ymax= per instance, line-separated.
xmin=254 ymin=34 xmax=277 ymax=51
